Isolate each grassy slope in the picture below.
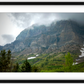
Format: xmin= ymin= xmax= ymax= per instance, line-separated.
xmin=12 ymin=52 xmax=84 ymax=72
xmin=12 ymin=52 xmax=66 ymax=72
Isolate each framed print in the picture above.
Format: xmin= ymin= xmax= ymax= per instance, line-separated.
xmin=0 ymin=1 xmax=84 ymax=83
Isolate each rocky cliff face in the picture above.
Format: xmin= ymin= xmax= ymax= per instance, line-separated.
xmin=1 ymin=20 xmax=84 ymax=54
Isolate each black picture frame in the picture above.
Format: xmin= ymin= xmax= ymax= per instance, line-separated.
xmin=0 ymin=80 xmax=84 ymax=83
xmin=0 ymin=1 xmax=84 ymax=83
xmin=0 ymin=2 xmax=84 ymax=5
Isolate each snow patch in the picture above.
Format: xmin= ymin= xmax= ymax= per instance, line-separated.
xmin=72 ymin=62 xmax=78 ymax=65
xmin=27 ymin=57 xmax=36 ymax=60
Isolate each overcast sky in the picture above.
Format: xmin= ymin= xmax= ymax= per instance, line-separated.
xmin=1 ymin=13 xmax=84 ymax=46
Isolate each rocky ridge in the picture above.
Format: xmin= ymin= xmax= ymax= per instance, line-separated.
xmin=1 ymin=20 xmax=84 ymax=55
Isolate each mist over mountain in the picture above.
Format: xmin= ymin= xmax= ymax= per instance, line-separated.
xmin=1 ymin=19 xmax=84 ymax=55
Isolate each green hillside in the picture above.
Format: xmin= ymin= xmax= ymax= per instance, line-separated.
xmin=0 ymin=49 xmax=84 ymax=72
xmin=12 ymin=51 xmax=84 ymax=72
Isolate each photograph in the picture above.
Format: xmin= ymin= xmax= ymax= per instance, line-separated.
xmin=0 ymin=12 xmax=84 ymax=72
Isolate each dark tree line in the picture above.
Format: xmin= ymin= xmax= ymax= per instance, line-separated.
xmin=0 ymin=50 xmax=39 ymax=72
xmin=0 ymin=50 xmax=11 ymax=72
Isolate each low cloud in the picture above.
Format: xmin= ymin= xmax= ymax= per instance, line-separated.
xmin=8 ymin=13 xmax=84 ymax=29
xmin=8 ymin=13 xmax=60 ymax=28
xmin=2 ymin=34 xmax=15 ymax=43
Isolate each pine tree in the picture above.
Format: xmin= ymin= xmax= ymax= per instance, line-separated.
xmin=0 ymin=50 xmax=11 ymax=72
xmin=21 ymin=59 xmax=31 ymax=72
xmin=32 ymin=66 xmax=38 ymax=72
xmin=6 ymin=50 xmax=11 ymax=71
xmin=12 ymin=62 xmax=19 ymax=72
xmin=1 ymin=50 xmax=7 ymax=71
xmin=64 ymin=52 xmax=73 ymax=72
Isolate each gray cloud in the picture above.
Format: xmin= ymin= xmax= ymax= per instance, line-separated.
xmin=8 ymin=13 xmax=60 ymax=28
xmin=56 ymin=13 xmax=84 ymax=25
xmin=2 ymin=34 xmax=15 ymax=43
xmin=9 ymin=13 xmax=84 ymax=29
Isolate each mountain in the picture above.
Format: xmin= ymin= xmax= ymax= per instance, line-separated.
xmin=1 ymin=20 xmax=84 ymax=55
